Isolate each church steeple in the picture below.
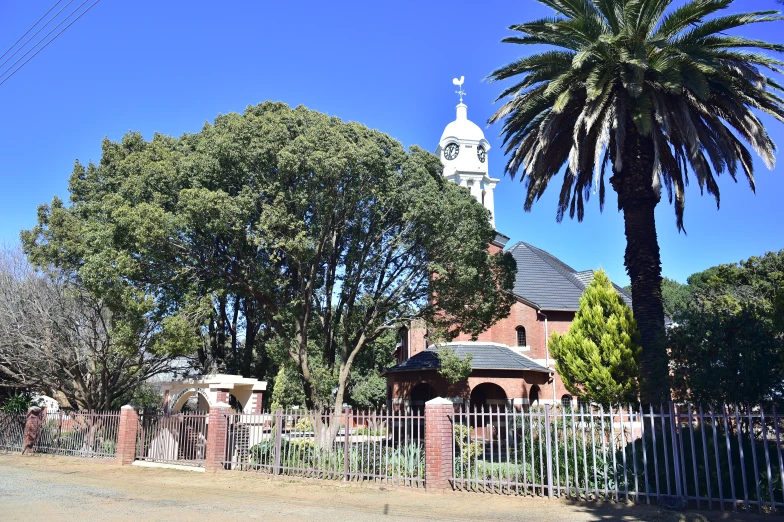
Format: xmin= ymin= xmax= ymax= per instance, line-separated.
xmin=436 ymin=77 xmax=499 ymax=228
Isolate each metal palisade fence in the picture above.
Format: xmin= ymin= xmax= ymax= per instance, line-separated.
xmin=136 ymin=411 xmax=208 ymax=467
xmin=222 ymin=408 xmax=425 ymax=487
xmin=452 ymin=403 xmax=784 ymax=515
xmin=0 ymin=410 xmax=119 ymax=458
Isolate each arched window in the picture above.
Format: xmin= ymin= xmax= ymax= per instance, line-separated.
xmin=516 ymin=326 xmax=527 ymax=348
xmin=577 ymin=397 xmax=590 ymax=413
xmin=529 ymin=385 xmax=540 ymax=407
xmin=561 ymin=394 xmax=573 ymax=410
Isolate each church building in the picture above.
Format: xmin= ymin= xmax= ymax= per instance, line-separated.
xmin=384 ymin=79 xmax=632 ymax=411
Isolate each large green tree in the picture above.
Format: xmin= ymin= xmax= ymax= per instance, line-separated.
xmin=23 ymin=103 xmax=516 ymax=436
xmin=625 ymin=276 xmax=691 ymax=322
xmin=488 ymin=0 xmax=784 ymax=405
xmin=550 ymin=270 xmax=641 ymax=407
xmin=669 ymin=250 xmax=784 ymax=407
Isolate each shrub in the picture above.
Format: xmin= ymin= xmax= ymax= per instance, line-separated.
xmin=0 ymin=392 xmax=41 ymax=414
xmin=550 ymin=270 xmax=641 ymax=407
xmin=294 ymin=416 xmax=313 ymax=432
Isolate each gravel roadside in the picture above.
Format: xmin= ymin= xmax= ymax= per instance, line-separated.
xmin=0 ymin=453 xmax=756 ymax=521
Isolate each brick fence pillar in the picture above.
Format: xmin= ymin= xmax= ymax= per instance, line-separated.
xmin=117 ymin=405 xmax=139 ymax=466
xmin=205 ymin=403 xmax=231 ymax=472
xmin=250 ymin=390 xmax=264 ymax=414
xmin=425 ymin=397 xmax=454 ymax=491
xmin=213 ymin=388 xmax=230 ymax=405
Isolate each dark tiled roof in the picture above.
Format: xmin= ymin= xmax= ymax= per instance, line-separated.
xmin=385 ymin=343 xmax=550 ymax=373
xmin=506 ymin=242 xmax=632 ymax=311
xmin=574 ymin=270 xmax=633 ymax=308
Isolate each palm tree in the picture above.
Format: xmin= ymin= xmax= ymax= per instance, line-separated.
xmin=488 ymin=0 xmax=784 ymax=405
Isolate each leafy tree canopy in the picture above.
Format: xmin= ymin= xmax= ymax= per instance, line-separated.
xmin=270 ymin=364 xmax=307 ymax=410
xmin=625 ymin=277 xmax=691 ymax=322
xmin=550 ymin=270 xmax=641 ymax=407
xmin=670 ymin=251 xmax=784 ymax=407
xmin=22 ymin=103 xmax=516 ymax=427
xmin=437 ymin=346 xmax=473 ymax=385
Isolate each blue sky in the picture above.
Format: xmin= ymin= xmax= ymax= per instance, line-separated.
xmin=1 ymin=0 xmax=783 ymax=286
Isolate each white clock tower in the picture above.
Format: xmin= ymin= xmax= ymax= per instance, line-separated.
xmin=436 ymin=77 xmax=499 ymax=228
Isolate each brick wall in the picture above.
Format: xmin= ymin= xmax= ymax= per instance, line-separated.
xmin=409 ymin=319 xmax=428 ymax=358
xmin=250 ymin=391 xmax=264 ymax=414
xmin=389 ymin=369 xmax=562 ymax=407
xmin=424 ymin=399 xmax=453 ymax=490
xmin=393 ymin=241 xmax=580 ymax=408
xmin=452 ymin=302 xmax=574 ymax=361
xmin=214 ymin=389 xmax=230 ymax=405
xmin=205 ymin=405 xmax=231 ymax=472
xmin=116 ymin=405 xmax=139 ymax=466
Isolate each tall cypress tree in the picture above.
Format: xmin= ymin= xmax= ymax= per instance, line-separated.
xmin=550 ymin=270 xmax=641 ymax=407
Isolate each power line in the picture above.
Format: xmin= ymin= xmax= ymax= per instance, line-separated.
xmin=0 ymin=0 xmax=85 ymax=79
xmin=0 ymin=0 xmax=65 ymax=63
xmin=0 ymin=0 xmax=101 ymax=88
xmin=0 ymin=0 xmax=77 ymax=73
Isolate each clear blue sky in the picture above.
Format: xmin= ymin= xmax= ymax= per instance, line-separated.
xmin=1 ymin=0 xmax=783 ymax=286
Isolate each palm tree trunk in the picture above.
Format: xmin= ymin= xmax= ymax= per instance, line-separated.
xmin=612 ymin=125 xmax=670 ymax=407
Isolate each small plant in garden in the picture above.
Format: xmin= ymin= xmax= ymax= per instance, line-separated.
xmin=354 ymin=425 xmax=387 ymax=436
xmin=0 ymin=392 xmax=41 ymax=413
xmin=453 ymin=424 xmax=482 ymax=467
xmin=294 ymin=415 xmax=313 ymax=433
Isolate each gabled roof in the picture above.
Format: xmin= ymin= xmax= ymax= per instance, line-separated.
xmin=506 ymin=242 xmax=632 ymax=311
xmin=385 ymin=343 xmax=551 ymax=373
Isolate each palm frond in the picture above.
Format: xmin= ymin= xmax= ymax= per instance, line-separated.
xmin=654 ymin=0 xmax=732 ymax=39
xmin=490 ymin=0 xmax=783 ymax=232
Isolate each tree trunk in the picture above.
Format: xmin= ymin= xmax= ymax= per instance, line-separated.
xmin=216 ymin=296 xmax=227 ymax=368
xmin=611 ymin=124 xmax=670 ymax=407
xmin=242 ymin=299 xmax=257 ymax=378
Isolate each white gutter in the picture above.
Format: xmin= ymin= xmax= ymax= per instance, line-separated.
xmin=538 ymin=310 xmax=557 ymax=403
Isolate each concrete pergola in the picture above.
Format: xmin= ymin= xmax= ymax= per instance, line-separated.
xmin=160 ymin=374 xmax=267 ymax=414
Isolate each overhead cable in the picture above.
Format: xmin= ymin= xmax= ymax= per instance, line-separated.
xmin=0 ymin=0 xmax=102 ymax=88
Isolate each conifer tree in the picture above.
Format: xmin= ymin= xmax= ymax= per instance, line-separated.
xmin=550 ymin=270 xmax=641 ymax=407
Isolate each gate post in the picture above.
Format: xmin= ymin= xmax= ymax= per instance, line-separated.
xmin=668 ymin=401 xmax=684 ymax=499
xmin=205 ymin=403 xmax=231 ymax=472
xmin=343 ymin=407 xmax=351 ymax=482
xmin=545 ymin=404 xmax=554 ymax=498
xmin=117 ymin=405 xmax=139 ymax=466
xmin=425 ymin=397 xmax=454 ymax=490
xmin=273 ymin=407 xmax=283 ymax=475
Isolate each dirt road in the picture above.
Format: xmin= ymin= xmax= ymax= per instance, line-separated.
xmin=0 ymin=453 xmax=751 ymax=521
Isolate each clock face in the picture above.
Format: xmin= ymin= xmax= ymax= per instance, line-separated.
xmin=477 ymin=146 xmax=486 ymax=163
xmin=444 ymin=143 xmax=459 ymax=161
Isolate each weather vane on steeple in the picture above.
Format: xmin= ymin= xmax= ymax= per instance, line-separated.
xmin=452 ymin=76 xmax=466 ymax=103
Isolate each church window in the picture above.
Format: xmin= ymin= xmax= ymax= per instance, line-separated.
xmin=561 ymin=394 xmax=573 ymax=410
xmin=516 ymin=326 xmax=527 ymax=347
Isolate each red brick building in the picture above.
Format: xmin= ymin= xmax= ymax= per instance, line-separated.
xmin=383 ymin=85 xmax=632 ymax=411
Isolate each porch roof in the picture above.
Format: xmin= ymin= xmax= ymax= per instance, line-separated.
xmin=384 ymin=342 xmax=551 ymax=374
